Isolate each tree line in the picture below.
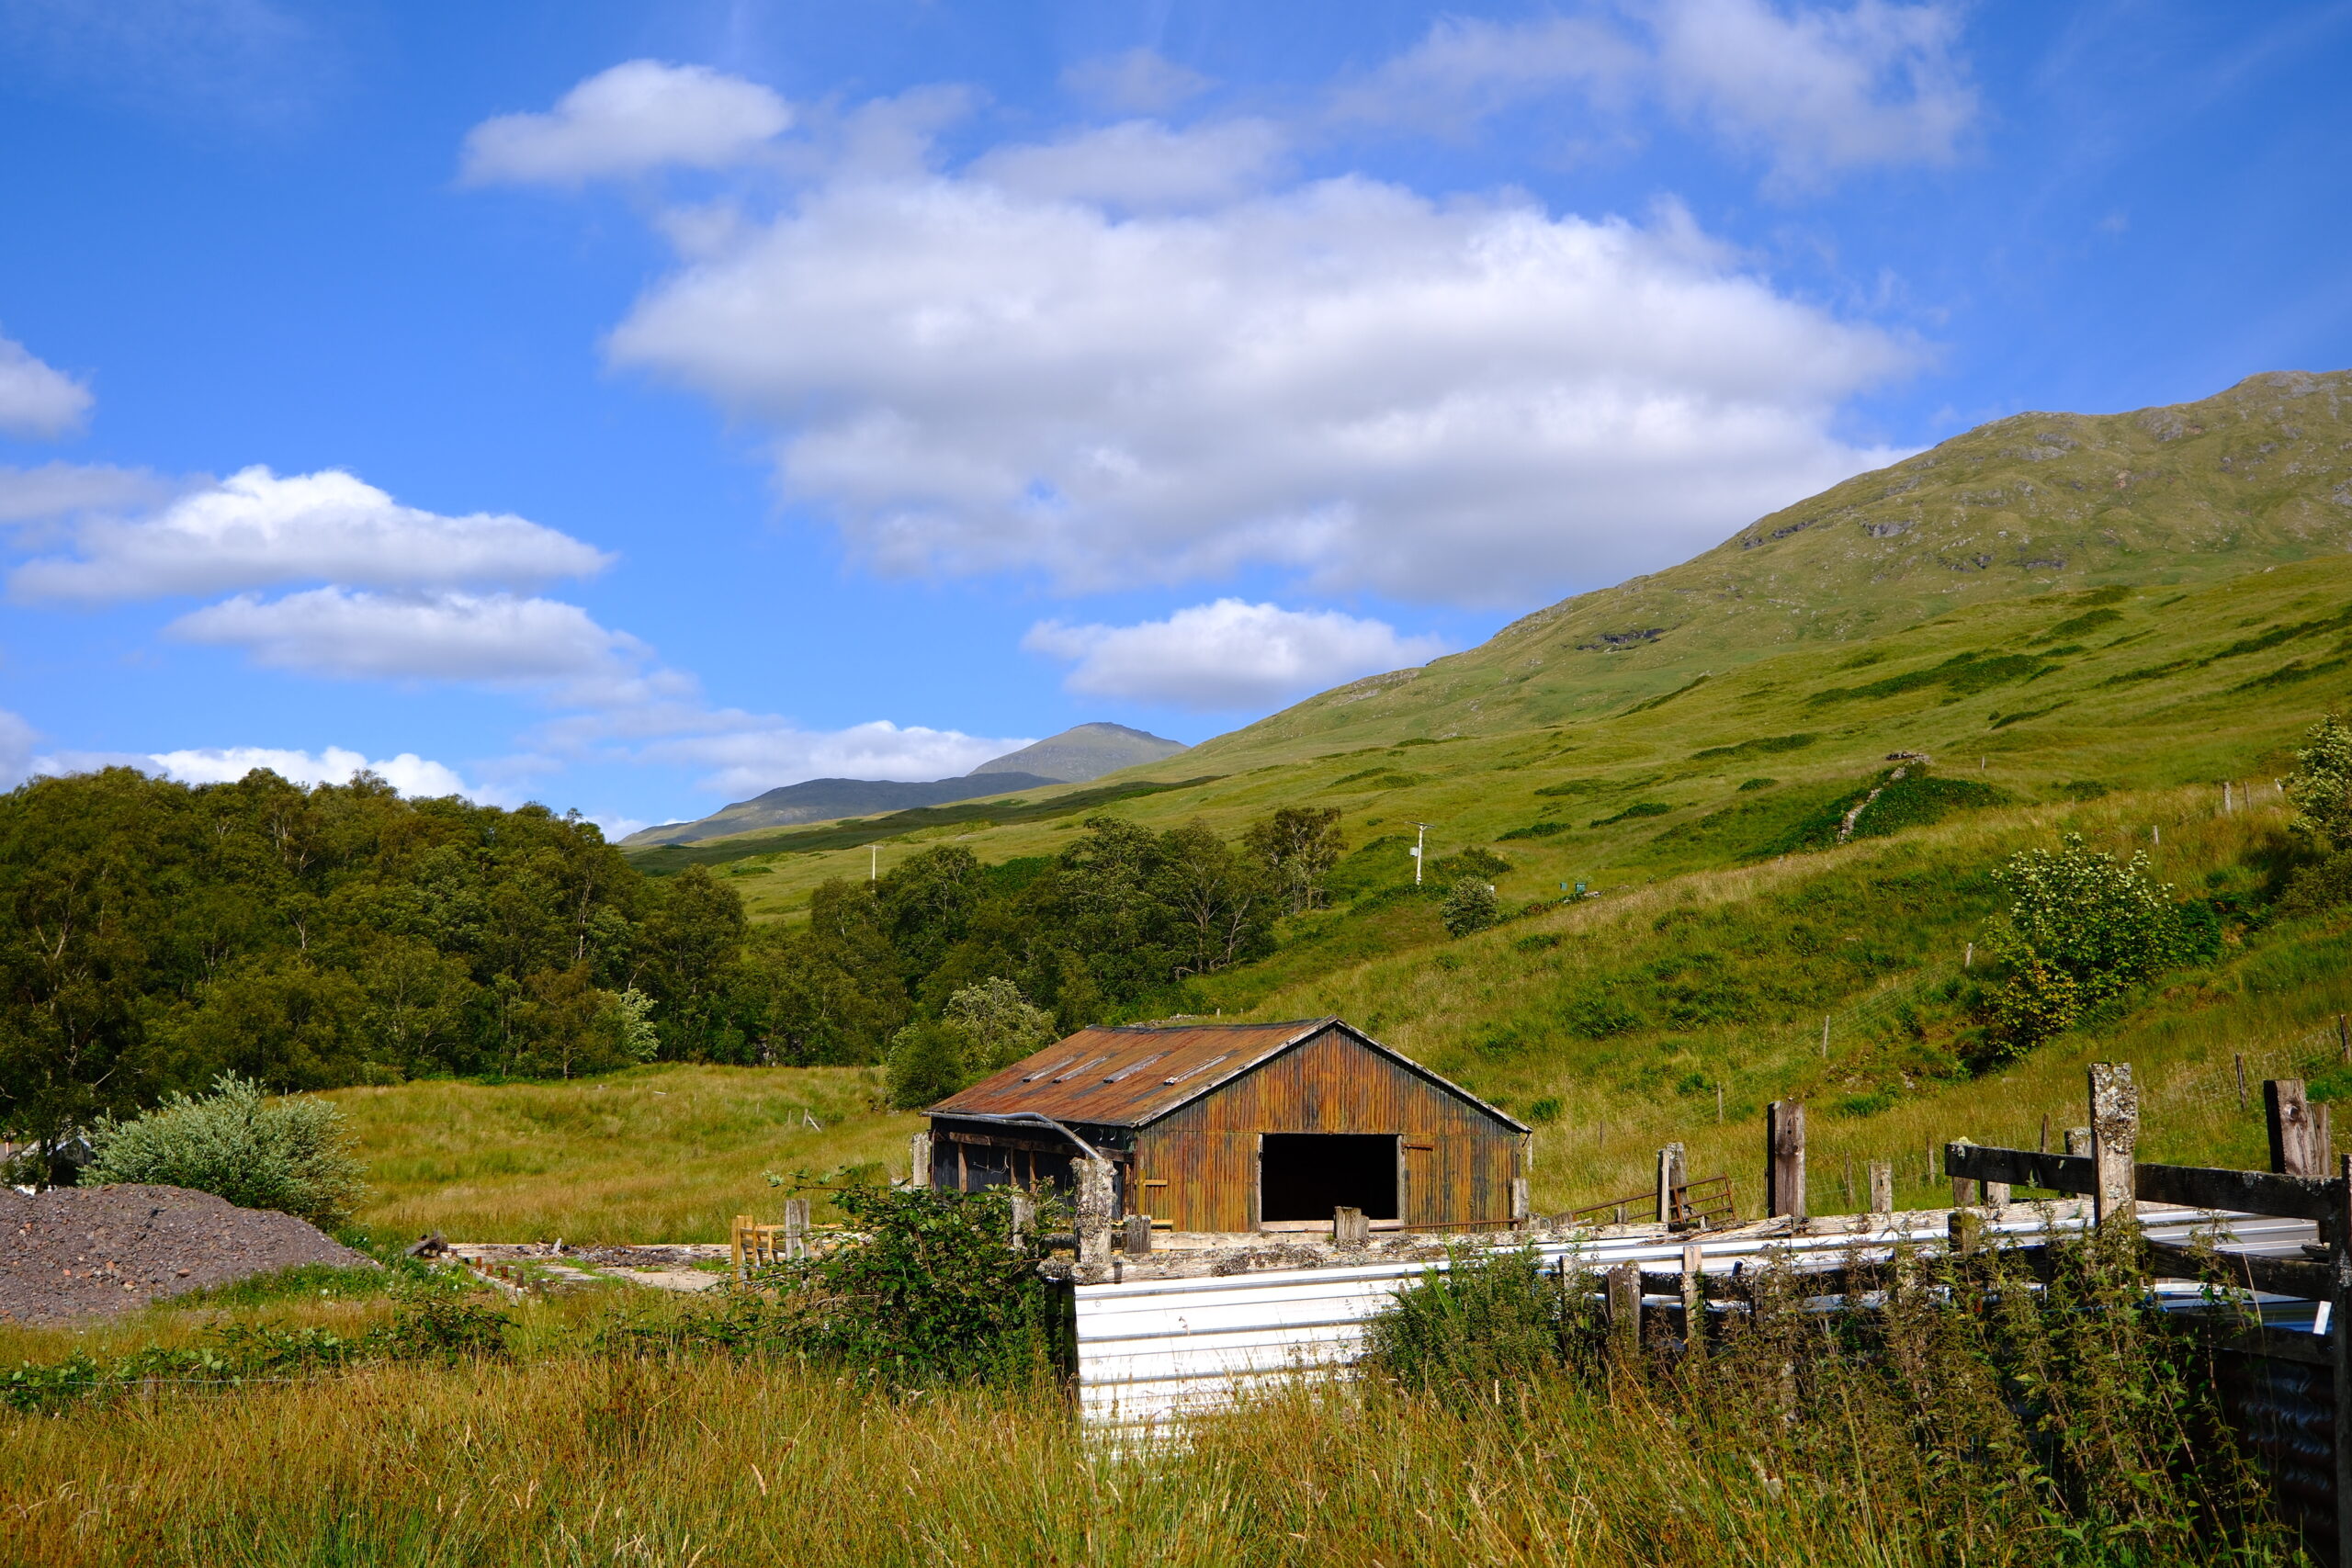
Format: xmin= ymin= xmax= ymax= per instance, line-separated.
xmin=0 ymin=766 xmax=1346 ymax=1140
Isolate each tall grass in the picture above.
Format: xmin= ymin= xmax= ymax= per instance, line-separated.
xmin=322 ymin=1063 xmax=916 ymax=1244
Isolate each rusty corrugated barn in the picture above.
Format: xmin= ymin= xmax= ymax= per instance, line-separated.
xmin=922 ymin=1017 xmax=1530 ymax=1233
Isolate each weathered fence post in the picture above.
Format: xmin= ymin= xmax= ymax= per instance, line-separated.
xmin=1767 ymin=1101 xmax=1806 ymax=1221
xmin=2089 ymin=1064 xmax=2139 ymax=1227
xmin=1983 ymin=1179 xmax=2010 ymax=1216
xmin=1950 ymin=1136 xmax=1977 ymax=1209
xmin=1607 ymin=1262 xmax=1642 ymax=1362
xmin=1679 ymin=1242 xmax=1704 ymax=1354
xmin=2267 ymin=1079 xmax=2323 ymax=1176
xmin=783 ymin=1198 xmax=809 ymax=1260
xmin=1333 ymin=1205 xmax=1370 ymax=1247
xmin=2066 ymin=1126 xmax=2092 ymax=1157
xmin=1656 ymin=1143 xmax=1686 ymax=1225
xmin=2335 ymin=1153 xmax=2352 ymax=1568
xmin=1075 ymin=1157 xmax=1115 ymax=1278
xmin=1948 ymin=1206 xmax=1984 ymax=1256
xmin=1869 ymin=1159 xmax=1894 ymax=1215
xmin=730 ymin=1213 xmax=750 ymax=1281
xmin=1124 ymin=1213 xmax=1154 ymax=1255
xmin=909 ymin=1131 xmax=933 ymax=1189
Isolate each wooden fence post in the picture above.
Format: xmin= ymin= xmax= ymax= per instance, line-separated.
xmin=1332 ymin=1206 xmax=1370 ymax=1246
xmin=2267 ymin=1079 xmax=2323 ymax=1177
xmin=1767 ymin=1101 xmax=1806 ymax=1220
xmin=1679 ymin=1242 xmax=1704 ymax=1354
xmin=2334 ymin=1153 xmax=2352 ymax=1568
xmin=782 ymin=1198 xmax=809 ymax=1260
xmin=1950 ymin=1136 xmax=1977 ymax=1209
xmin=2089 ymin=1064 xmax=2139 ymax=1227
xmin=1124 ymin=1213 xmax=1154 ymax=1255
xmin=1608 ymin=1262 xmax=1642 ymax=1362
xmin=909 ymin=1132 xmax=933 ymax=1190
xmin=1869 ymin=1160 xmax=1894 ymax=1215
xmin=1656 ymin=1143 xmax=1686 ymax=1225
xmin=730 ymin=1213 xmax=751 ymax=1281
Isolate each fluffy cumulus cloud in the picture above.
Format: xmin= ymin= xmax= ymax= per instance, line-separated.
xmin=167 ymin=587 xmax=653 ymax=688
xmin=0 ymin=331 xmax=93 ymax=439
xmin=969 ymin=117 xmax=1286 ymax=210
xmin=1024 ymin=600 xmax=1445 ymax=710
xmin=10 ymin=465 xmax=610 ymax=603
xmin=461 ymin=60 xmax=791 ymax=186
xmin=141 ymin=745 xmax=481 ymax=798
xmin=609 ymin=161 xmax=1913 ymax=605
xmin=639 ymin=718 xmax=1035 ymax=797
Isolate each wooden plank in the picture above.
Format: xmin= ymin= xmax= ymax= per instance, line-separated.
xmin=2143 ymin=1238 xmax=2332 ymax=1301
xmin=1949 ymin=1142 xmax=2341 ymax=1222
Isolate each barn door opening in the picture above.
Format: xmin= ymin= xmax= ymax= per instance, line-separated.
xmin=1259 ymin=1134 xmax=1399 ymax=1224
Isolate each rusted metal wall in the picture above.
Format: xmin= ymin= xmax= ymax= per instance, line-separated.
xmin=1136 ymin=1028 xmax=1519 ymax=1232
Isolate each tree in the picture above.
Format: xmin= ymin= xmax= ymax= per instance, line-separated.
xmin=1154 ymin=820 xmax=1275 ymax=976
xmin=735 ymin=880 xmax=906 ymax=1066
xmin=630 ymin=866 xmax=746 ymax=1058
xmin=885 ymin=1020 xmax=973 ymax=1110
xmin=942 ymin=976 xmax=1057 ymax=1073
xmin=1243 ymin=806 xmax=1345 ymax=916
xmin=2287 ymin=713 xmax=2352 ymax=852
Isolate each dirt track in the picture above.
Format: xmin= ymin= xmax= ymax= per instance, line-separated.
xmin=0 ymin=1184 xmax=373 ymax=1325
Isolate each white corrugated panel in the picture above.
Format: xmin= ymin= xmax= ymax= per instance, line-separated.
xmin=1072 ymin=1208 xmax=2315 ymax=1435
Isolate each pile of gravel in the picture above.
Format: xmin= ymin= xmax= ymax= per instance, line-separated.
xmin=0 ymin=1184 xmax=374 ymax=1325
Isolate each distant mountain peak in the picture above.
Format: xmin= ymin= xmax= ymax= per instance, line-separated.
xmin=969 ymin=722 xmax=1187 ymax=780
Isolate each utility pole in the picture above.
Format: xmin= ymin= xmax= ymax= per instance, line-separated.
xmin=1409 ymin=822 xmax=1433 ymax=886
xmin=870 ymin=844 xmax=877 ymax=882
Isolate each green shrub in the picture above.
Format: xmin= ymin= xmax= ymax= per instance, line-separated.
xmin=884 ymin=977 xmax=1057 ymax=1109
xmin=83 ymin=1073 xmax=368 ymax=1227
xmin=2286 ymin=712 xmax=2352 ymax=852
xmin=1737 ymin=776 xmax=1776 ymax=791
xmin=1590 ymin=801 xmax=1673 ymax=827
xmin=1975 ymin=834 xmax=2195 ymax=1061
xmin=1526 ymin=1095 xmax=1564 ymax=1123
xmin=1440 ymin=878 xmax=1500 ymax=938
xmin=771 ymin=1186 xmax=1066 ymax=1385
xmin=1849 ymin=772 xmax=2012 ymax=838
xmin=1363 ymin=1247 xmax=1573 ymax=1398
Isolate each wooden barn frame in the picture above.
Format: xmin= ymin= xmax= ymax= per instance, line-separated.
xmin=922 ymin=1017 xmax=1531 ymax=1233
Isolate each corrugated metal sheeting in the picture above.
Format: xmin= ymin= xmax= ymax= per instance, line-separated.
xmin=1074 ymin=1210 xmax=2324 ymax=1436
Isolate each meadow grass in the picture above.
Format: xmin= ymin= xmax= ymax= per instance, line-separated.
xmin=322 ymin=1063 xmax=919 ymax=1245
xmin=0 ymin=1327 xmax=2272 ymax=1568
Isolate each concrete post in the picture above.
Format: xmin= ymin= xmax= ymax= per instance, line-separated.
xmin=1075 ymin=1156 xmax=1115 ymax=1279
xmin=2089 ymin=1063 xmax=2138 ymax=1228
xmin=909 ymin=1131 xmax=933 ymax=1190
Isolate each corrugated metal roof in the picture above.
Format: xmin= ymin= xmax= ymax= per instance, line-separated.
xmin=927 ymin=1016 xmax=1530 ymax=1133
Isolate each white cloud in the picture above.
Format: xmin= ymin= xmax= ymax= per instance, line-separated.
xmin=11 ymin=465 xmax=610 ymax=603
xmin=608 ymin=171 xmax=1912 ymax=606
xmin=0 ymin=331 xmax=93 ymax=439
xmin=971 ymin=118 xmax=1287 ymax=209
xmin=1024 ymin=599 xmax=1444 ymax=710
xmin=1650 ymin=0 xmax=1975 ymax=183
xmin=460 ymin=60 xmax=790 ymax=186
xmin=167 ymin=586 xmax=650 ymax=687
xmin=1062 ymin=49 xmax=1211 ymax=115
xmin=141 ymin=745 xmax=482 ymax=798
xmin=0 ymin=462 xmax=181 ymax=525
xmin=640 ymin=718 xmax=1037 ymax=797
xmin=1332 ymin=2 xmax=1973 ymax=183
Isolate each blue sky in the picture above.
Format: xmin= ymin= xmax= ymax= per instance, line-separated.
xmin=1 ymin=0 xmax=2346 ymax=835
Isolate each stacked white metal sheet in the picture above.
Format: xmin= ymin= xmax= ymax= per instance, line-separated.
xmin=1073 ymin=1207 xmax=2322 ymax=1435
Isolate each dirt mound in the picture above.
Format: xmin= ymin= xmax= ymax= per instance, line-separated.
xmin=0 ymin=1184 xmax=374 ymax=1325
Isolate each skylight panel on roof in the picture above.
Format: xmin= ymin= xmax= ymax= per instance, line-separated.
xmin=1021 ymin=1056 xmax=1078 ymax=1083
xmin=1102 ymin=1055 xmax=1164 ymax=1082
xmin=1163 ymin=1054 xmax=1230 ymax=1086
xmin=1052 ymin=1056 xmax=1111 ymax=1082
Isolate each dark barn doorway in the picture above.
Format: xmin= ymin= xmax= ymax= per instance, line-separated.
xmin=1259 ymin=1134 xmax=1399 ymax=1223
